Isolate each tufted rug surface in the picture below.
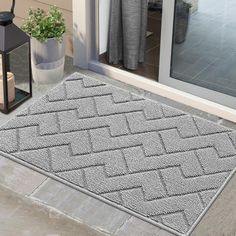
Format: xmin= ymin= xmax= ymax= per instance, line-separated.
xmin=0 ymin=72 xmax=235 ymax=235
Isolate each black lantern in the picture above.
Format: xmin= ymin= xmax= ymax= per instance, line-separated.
xmin=0 ymin=0 xmax=32 ymax=114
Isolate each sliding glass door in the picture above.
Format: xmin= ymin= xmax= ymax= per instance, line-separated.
xmin=159 ymin=0 xmax=236 ymax=109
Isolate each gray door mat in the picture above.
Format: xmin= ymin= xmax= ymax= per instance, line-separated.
xmin=0 ymin=72 xmax=235 ymax=236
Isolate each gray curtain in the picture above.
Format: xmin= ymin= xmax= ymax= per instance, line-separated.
xmin=108 ymin=0 xmax=147 ymax=70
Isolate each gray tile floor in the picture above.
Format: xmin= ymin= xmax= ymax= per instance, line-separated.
xmin=0 ymin=184 xmax=107 ymax=236
xmin=172 ymin=0 xmax=236 ymax=97
xmin=0 ymin=59 xmax=235 ymax=236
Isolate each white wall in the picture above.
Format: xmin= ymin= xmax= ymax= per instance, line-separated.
xmin=99 ymin=0 xmax=110 ymax=54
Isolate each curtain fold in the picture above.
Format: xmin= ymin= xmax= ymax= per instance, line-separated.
xmin=108 ymin=0 xmax=147 ymax=70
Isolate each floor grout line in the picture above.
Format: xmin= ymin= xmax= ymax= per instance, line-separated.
xmin=28 ymin=177 xmax=49 ymax=197
xmin=113 ymin=215 xmax=132 ymax=235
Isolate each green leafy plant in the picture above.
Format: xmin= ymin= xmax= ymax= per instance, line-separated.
xmin=21 ymin=6 xmax=66 ymax=42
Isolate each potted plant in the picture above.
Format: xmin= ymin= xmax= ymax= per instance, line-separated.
xmin=175 ymin=0 xmax=192 ymax=44
xmin=21 ymin=6 xmax=66 ymax=84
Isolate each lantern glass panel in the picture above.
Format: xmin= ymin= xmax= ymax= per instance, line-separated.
xmin=6 ymin=43 xmax=31 ymax=109
xmin=0 ymin=54 xmax=2 ymax=73
xmin=0 ymin=53 xmax=5 ymax=107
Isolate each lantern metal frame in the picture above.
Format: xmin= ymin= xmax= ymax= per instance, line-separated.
xmin=0 ymin=0 xmax=32 ymax=114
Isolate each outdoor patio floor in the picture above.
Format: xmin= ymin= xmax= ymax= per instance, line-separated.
xmin=0 ymin=58 xmax=235 ymax=236
xmin=0 ymin=184 xmax=106 ymax=236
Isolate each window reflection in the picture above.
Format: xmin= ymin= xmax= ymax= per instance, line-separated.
xmin=171 ymin=0 xmax=236 ymax=97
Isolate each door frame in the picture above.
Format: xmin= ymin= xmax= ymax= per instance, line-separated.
xmin=73 ymin=0 xmax=236 ymax=122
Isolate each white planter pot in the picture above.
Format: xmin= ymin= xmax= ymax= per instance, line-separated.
xmin=30 ymin=35 xmax=65 ymax=84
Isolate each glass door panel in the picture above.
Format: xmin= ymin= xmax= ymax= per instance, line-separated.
xmin=159 ymin=0 xmax=236 ymax=109
xmin=171 ymin=0 xmax=236 ymax=97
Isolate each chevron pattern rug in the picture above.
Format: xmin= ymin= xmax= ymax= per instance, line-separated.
xmin=0 ymin=73 xmax=235 ymax=236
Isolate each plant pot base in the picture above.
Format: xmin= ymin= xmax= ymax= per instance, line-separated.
xmin=32 ymin=57 xmax=65 ymax=84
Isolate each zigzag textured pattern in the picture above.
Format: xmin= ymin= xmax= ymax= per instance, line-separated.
xmin=0 ymin=72 xmax=235 ymax=235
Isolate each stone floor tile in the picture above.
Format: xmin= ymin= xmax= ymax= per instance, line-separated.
xmin=157 ymin=229 xmax=176 ymax=236
xmin=192 ymin=173 xmax=236 ymax=236
xmin=72 ymin=197 xmax=131 ymax=234
xmin=0 ymin=185 xmax=107 ymax=236
xmin=33 ymin=178 xmax=131 ymax=234
xmin=0 ymin=156 xmax=47 ymax=195
xmin=32 ymin=179 xmax=90 ymax=212
xmin=114 ymin=217 xmax=163 ymax=236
